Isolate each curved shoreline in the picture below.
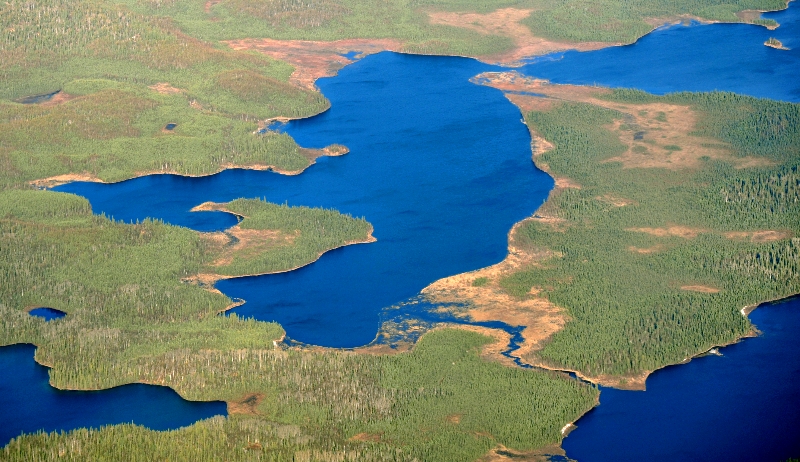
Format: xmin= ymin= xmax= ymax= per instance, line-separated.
xmin=29 ymin=144 xmax=349 ymax=189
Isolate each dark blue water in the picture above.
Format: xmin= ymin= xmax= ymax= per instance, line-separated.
xmin=563 ymin=297 xmax=800 ymax=462
xmin=0 ymin=344 xmax=226 ymax=446
xmin=56 ymin=53 xmax=552 ymax=348
xmin=27 ymin=308 xmax=66 ymax=321
xmin=518 ymin=2 xmax=800 ymax=102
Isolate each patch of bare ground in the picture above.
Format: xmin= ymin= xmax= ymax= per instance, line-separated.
xmin=224 ymin=38 xmax=404 ymax=90
xmin=423 ymin=220 xmax=567 ymax=362
xmin=204 ymin=0 xmax=221 ymax=14
xmin=726 ymin=230 xmax=792 ymax=242
xmin=626 ymin=225 xmax=709 ymax=239
xmin=596 ymin=194 xmax=636 ymax=207
xmin=228 ymin=393 xmax=264 ymax=415
xmin=644 ymin=14 xmax=720 ymax=28
xmin=349 ymin=432 xmax=382 ymax=442
xmin=148 ymin=82 xmax=184 ymax=95
xmin=473 ymin=72 xmax=774 ymax=170
xmin=554 ymin=177 xmax=581 ymax=189
xmin=29 ymin=173 xmax=103 ymax=188
xmin=478 ymin=444 xmax=567 ymax=462
xmin=506 ymin=93 xmax=557 ymax=113
xmin=427 ymin=8 xmax=616 ymax=65
xmin=681 ymin=285 xmax=721 ymax=293
xmin=40 ymin=92 xmax=76 ymax=106
xmin=628 ymin=244 xmax=665 ymax=254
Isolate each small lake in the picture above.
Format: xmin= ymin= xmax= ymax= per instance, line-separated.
xmin=0 ymin=344 xmax=226 ymax=447
xmin=42 ymin=0 xmax=800 ymax=455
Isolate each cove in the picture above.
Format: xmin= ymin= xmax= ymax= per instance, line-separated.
xmin=562 ymin=296 xmax=800 ymax=461
xmin=0 ymin=344 xmax=226 ymax=447
xmin=56 ymin=52 xmax=554 ymax=348
xmin=517 ymin=1 xmax=800 ymax=102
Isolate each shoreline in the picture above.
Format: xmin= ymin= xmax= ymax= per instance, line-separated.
xmin=28 ymin=144 xmax=349 ymax=189
xmin=26 ymin=0 xmax=793 ymax=191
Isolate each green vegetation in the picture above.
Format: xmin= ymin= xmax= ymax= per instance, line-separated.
xmin=0 ymin=191 xmax=371 ymax=389
xmin=0 ymin=0 xmax=330 ymax=189
xmin=0 ymin=191 xmax=598 ymax=458
xmin=107 ymin=0 xmax=788 ymax=55
xmin=501 ymin=92 xmax=799 ymax=379
xmin=2 ymin=329 xmax=597 ymax=460
xmin=212 ymin=199 xmax=373 ymax=276
xmin=520 ymin=0 xmax=787 ymax=43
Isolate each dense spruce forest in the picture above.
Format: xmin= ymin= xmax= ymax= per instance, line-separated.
xmin=503 ymin=91 xmax=799 ymax=381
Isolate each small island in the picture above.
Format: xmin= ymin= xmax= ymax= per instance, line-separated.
xmin=765 ymin=37 xmax=790 ymax=49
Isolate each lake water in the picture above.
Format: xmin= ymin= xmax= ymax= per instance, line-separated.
xmin=32 ymin=0 xmax=800 ymax=456
xmin=0 ymin=344 xmax=226 ymax=446
xmin=27 ymin=308 xmax=66 ymax=322
xmin=517 ymin=1 xmax=800 ymax=102
xmin=57 ymin=53 xmax=553 ymax=348
xmin=562 ymin=297 xmax=800 ymax=462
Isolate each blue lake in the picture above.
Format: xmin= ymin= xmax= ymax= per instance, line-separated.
xmin=0 ymin=344 xmax=226 ymax=446
xmin=37 ymin=0 xmax=800 ymax=456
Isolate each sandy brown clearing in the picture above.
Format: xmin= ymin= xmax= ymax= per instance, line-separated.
xmin=628 ymin=244 xmax=665 ymax=254
xmin=427 ymin=8 xmax=616 ymax=64
xmin=596 ymin=194 xmax=636 ymax=207
xmin=478 ymin=444 xmax=567 ymax=462
xmin=423 ymin=220 xmax=567 ymax=362
xmin=228 ymin=393 xmax=265 ymax=415
xmin=725 ymin=230 xmax=792 ymax=242
xmin=681 ymin=285 xmax=721 ymax=293
xmin=29 ymin=173 xmax=103 ymax=188
xmin=40 ymin=92 xmax=76 ymax=106
xmin=192 ymin=202 xmax=297 ymax=268
xmin=626 ymin=226 xmax=709 ymax=239
xmin=224 ymin=38 xmax=403 ymax=89
xmin=349 ymin=432 xmax=382 ymax=442
xmin=736 ymin=9 xmax=780 ymax=29
xmin=148 ymin=82 xmax=184 ymax=95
